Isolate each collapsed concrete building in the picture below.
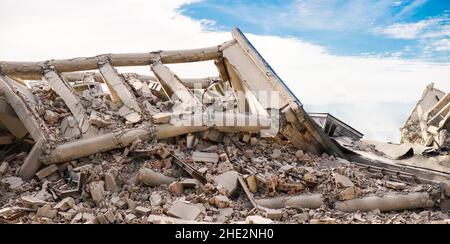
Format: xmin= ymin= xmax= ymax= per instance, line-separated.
xmin=0 ymin=28 xmax=449 ymax=224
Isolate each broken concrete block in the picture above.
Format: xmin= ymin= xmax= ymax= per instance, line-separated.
xmin=2 ymin=176 xmax=23 ymax=190
xmin=111 ymin=196 xmax=127 ymax=209
xmin=250 ymin=137 xmax=259 ymax=146
xmin=157 ymin=145 xmax=171 ymax=159
xmin=71 ymin=212 xmax=83 ymax=224
xmin=333 ymin=173 xmax=354 ymax=188
xmin=385 ymin=181 xmax=407 ymax=190
xmin=242 ymin=134 xmax=251 ymax=143
xmin=219 ymin=153 xmax=229 ymax=162
xmin=271 ymin=149 xmax=282 ymax=159
xmin=138 ymin=168 xmax=175 ymax=187
xmin=135 ymin=206 xmax=151 ymax=217
xmin=211 ymin=195 xmax=231 ymax=209
xmin=246 ymin=215 xmax=274 ymax=224
xmin=167 ymin=200 xmax=201 ymax=221
xmin=127 ymin=199 xmax=137 ymax=210
xmin=82 ymin=213 xmax=96 ymax=222
xmin=36 ymin=204 xmax=57 ymax=219
xmin=59 ymin=212 xmax=75 ymax=221
xmin=124 ymin=213 xmax=137 ymax=224
xmin=89 ymin=181 xmax=105 ymax=205
xmin=214 ymin=171 xmax=238 ymax=197
xmin=247 ymin=175 xmax=258 ymax=193
xmin=44 ymin=110 xmax=59 ymax=124
xmin=168 ymin=182 xmax=184 ymax=196
xmin=89 ymin=111 xmax=112 ymax=127
xmin=192 ymin=152 xmax=219 ymax=163
xmin=20 ymin=195 xmax=47 ymax=208
xmin=96 ymin=212 xmax=109 ymax=224
xmin=339 ymin=187 xmax=361 ymax=201
xmin=310 ymin=218 xmax=336 ymax=224
xmin=279 ymin=165 xmax=294 ymax=173
xmin=53 ymin=197 xmax=75 ymax=211
xmin=260 ymin=207 xmax=283 ymax=220
xmin=104 ymin=209 xmax=116 ymax=223
xmin=180 ymin=178 xmax=201 ymax=189
xmin=35 ymin=164 xmax=58 ymax=180
xmin=295 ymin=150 xmax=305 ymax=160
xmin=104 ymin=172 xmax=119 ymax=193
xmin=186 ymin=133 xmax=195 ymax=149
xmin=0 ymin=161 xmax=9 ymax=176
xmin=150 ymin=192 xmax=163 ymax=207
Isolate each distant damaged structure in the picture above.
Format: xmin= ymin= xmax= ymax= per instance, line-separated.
xmin=401 ymin=83 xmax=450 ymax=148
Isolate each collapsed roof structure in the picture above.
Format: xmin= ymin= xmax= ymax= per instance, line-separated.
xmin=0 ymin=28 xmax=449 ymax=224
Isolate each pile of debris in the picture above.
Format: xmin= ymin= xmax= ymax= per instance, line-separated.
xmin=0 ymin=28 xmax=449 ymax=224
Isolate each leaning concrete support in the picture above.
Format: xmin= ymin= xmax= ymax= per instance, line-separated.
xmin=43 ymin=69 xmax=90 ymax=133
xmin=334 ymin=193 xmax=434 ymax=212
xmin=255 ymin=194 xmax=324 ymax=209
xmin=98 ymin=62 xmax=141 ymax=112
xmin=18 ymin=139 xmax=44 ymax=179
xmin=0 ymin=75 xmax=47 ymax=142
xmin=151 ymin=62 xmax=199 ymax=107
xmin=138 ymin=168 xmax=176 ymax=187
xmin=0 ymin=96 xmax=28 ymax=139
xmin=0 ymin=44 xmax=228 ymax=78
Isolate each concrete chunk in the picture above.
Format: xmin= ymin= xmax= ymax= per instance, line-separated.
xmin=214 ymin=171 xmax=238 ymax=197
xmin=167 ymin=200 xmax=201 ymax=221
xmin=246 ymin=215 xmax=274 ymax=224
xmin=333 ymin=173 xmax=354 ymax=188
xmin=35 ymin=164 xmax=58 ymax=180
xmin=53 ymin=197 xmax=75 ymax=211
xmin=192 ymin=152 xmax=219 ymax=163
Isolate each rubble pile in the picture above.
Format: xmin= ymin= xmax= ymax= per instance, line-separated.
xmin=1 ymin=135 xmax=449 ymax=224
xmin=0 ymin=28 xmax=449 ymax=224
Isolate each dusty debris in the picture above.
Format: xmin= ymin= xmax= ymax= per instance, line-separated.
xmin=0 ymin=28 xmax=449 ymax=225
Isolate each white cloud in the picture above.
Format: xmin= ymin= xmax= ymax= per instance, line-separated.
xmin=378 ymin=19 xmax=440 ymax=39
xmin=0 ymin=0 xmax=449 ymax=142
xmin=378 ymin=17 xmax=449 ymax=40
xmin=432 ymin=39 xmax=450 ymax=51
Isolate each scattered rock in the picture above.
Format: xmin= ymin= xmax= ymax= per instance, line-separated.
xmin=89 ymin=181 xmax=105 ymax=206
xmin=214 ymin=171 xmax=238 ymax=197
xmin=246 ymin=215 xmax=274 ymax=224
xmin=334 ymin=173 xmax=354 ymax=188
xmin=271 ymin=149 xmax=282 ymax=159
xmin=53 ymin=197 xmax=75 ymax=211
xmin=167 ymin=200 xmax=201 ymax=221
xmin=36 ymin=204 xmax=57 ymax=219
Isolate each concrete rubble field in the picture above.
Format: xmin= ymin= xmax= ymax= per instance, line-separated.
xmin=0 ymin=28 xmax=449 ymax=224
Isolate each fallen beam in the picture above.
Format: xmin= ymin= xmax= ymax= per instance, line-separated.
xmin=138 ymin=168 xmax=175 ymax=187
xmin=334 ymin=192 xmax=434 ymax=212
xmin=255 ymin=194 xmax=324 ymax=210
xmin=0 ymin=44 xmax=228 ymax=78
xmin=45 ymin=126 xmax=155 ymax=164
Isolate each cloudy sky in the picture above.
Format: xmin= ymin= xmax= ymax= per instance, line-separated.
xmin=1 ymin=0 xmax=449 ymax=142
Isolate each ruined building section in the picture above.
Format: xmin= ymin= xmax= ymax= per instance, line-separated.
xmin=0 ymin=28 xmax=344 ymax=180
xmin=401 ymin=83 xmax=449 ymax=147
xmin=0 ymin=28 xmax=449 ymax=224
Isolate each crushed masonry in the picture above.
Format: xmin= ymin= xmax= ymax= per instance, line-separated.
xmin=0 ymin=28 xmax=449 ymax=224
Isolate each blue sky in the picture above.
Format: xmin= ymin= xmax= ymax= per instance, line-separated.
xmin=180 ymin=0 xmax=450 ymax=62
